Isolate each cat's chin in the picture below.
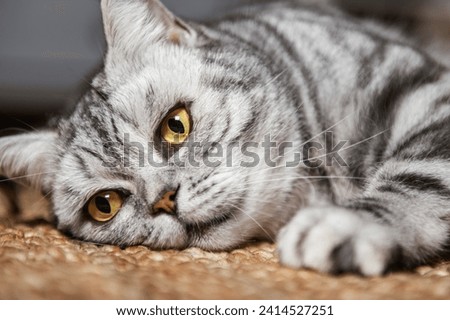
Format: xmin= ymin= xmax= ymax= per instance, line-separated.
xmin=139 ymin=214 xmax=190 ymax=250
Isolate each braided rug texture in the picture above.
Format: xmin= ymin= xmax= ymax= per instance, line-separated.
xmin=0 ymin=188 xmax=450 ymax=299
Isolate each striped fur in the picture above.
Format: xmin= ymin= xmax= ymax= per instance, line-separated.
xmin=1 ymin=0 xmax=450 ymax=275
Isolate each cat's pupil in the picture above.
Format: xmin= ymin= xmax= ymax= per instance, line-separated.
xmin=95 ymin=196 xmax=111 ymax=214
xmin=168 ymin=117 xmax=185 ymax=134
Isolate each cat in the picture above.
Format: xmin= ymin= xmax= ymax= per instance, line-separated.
xmin=1 ymin=0 xmax=450 ymax=276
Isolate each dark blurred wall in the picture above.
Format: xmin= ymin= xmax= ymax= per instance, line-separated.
xmin=0 ymin=0 xmax=244 ymax=119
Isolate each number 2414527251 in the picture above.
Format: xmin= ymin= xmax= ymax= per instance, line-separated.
xmin=258 ymin=305 xmax=334 ymax=316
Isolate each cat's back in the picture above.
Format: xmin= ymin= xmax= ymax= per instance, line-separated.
xmin=205 ymin=0 xmax=422 ymax=90
xmin=210 ymin=0 xmax=410 ymax=52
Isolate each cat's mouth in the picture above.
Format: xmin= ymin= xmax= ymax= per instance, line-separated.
xmin=184 ymin=211 xmax=234 ymax=239
xmin=176 ymin=192 xmax=247 ymax=244
xmin=185 ymin=212 xmax=238 ymax=250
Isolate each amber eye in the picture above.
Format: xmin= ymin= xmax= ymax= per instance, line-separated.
xmin=87 ymin=191 xmax=124 ymax=222
xmin=161 ymin=106 xmax=191 ymax=145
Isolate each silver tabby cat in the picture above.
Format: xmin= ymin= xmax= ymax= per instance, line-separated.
xmin=1 ymin=0 xmax=450 ymax=276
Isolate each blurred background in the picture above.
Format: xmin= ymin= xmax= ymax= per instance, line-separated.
xmin=0 ymin=0 xmax=245 ymax=132
xmin=0 ymin=0 xmax=449 ymax=133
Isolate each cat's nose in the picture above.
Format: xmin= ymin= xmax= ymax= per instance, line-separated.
xmin=153 ymin=190 xmax=177 ymax=215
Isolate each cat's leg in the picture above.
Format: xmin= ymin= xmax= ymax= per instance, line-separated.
xmin=278 ymin=158 xmax=450 ymax=276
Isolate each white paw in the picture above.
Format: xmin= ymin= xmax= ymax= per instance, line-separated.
xmin=277 ymin=206 xmax=399 ymax=276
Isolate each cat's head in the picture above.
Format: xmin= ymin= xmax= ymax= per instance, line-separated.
xmin=0 ymin=0 xmax=302 ymax=250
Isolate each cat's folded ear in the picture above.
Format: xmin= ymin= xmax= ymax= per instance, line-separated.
xmin=0 ymin=131 xmax=57 ymax=191
xmin=101 ymin=0 xmax=199 ymax=52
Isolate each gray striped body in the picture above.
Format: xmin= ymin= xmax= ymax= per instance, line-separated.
xmin=1 ymin=0 xmax=450 ymax=275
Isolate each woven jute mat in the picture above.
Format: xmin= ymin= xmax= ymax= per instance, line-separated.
xmin=1 ymin=187 xmax=450 ymax=299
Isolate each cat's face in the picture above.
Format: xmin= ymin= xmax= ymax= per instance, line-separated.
xmin=0 ymin=0 xmax=302 ymax=250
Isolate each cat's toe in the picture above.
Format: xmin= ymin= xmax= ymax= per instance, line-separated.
xmin=277 ymin=206 xmax=398 ymax=276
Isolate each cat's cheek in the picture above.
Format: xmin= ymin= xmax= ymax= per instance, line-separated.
xmin=174 ymin=190 xmax=216 ymax=225
xmin=141 ymin=215 xmax=189 ymax=249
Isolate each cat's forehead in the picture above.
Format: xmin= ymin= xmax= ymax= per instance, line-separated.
xmin=102 ymin=45 xmax=204 ymax=100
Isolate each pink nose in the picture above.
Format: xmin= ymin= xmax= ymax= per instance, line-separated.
xmin=153 ymin=191 xmax=177 ymax=214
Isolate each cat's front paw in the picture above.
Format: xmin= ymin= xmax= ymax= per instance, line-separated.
xmin=277 ymin=206 xmax=399 ymax=276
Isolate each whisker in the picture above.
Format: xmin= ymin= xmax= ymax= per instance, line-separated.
xmin=282 ymin=129 xmax=389 ymax=165
xmin=0 ymin=172 xmax=57 ymax=183
xmin=227 ymin=202 xmax=275 ymax=242
xmin=339 ymin=129 xmax=389 ymax=153
xmin=263 ymin=68 xmax=288 ymax=88
xmin=297 ymin=113 xmax=354 ymax=150
xmin=0 ymin=127 xmax=33 ymax=135
xmin=226 ymin=193 xmax=299 ymax=210
xmin=9 ymin=117 xmax=39 ymax=132
xmin=30 ymin=189 xmax=53 ymax=209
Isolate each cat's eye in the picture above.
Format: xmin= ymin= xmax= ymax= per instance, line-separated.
xmin=161 ymin=106 xmax=191 ymax=145
xmin=87 ymin=191 xmax=124 ymax=222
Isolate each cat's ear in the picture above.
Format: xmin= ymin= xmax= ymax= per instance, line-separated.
xmin=101 ymin=0 xmax=198 ymax=52
xmin=0 ymin=131 xmax=57 ymax=190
